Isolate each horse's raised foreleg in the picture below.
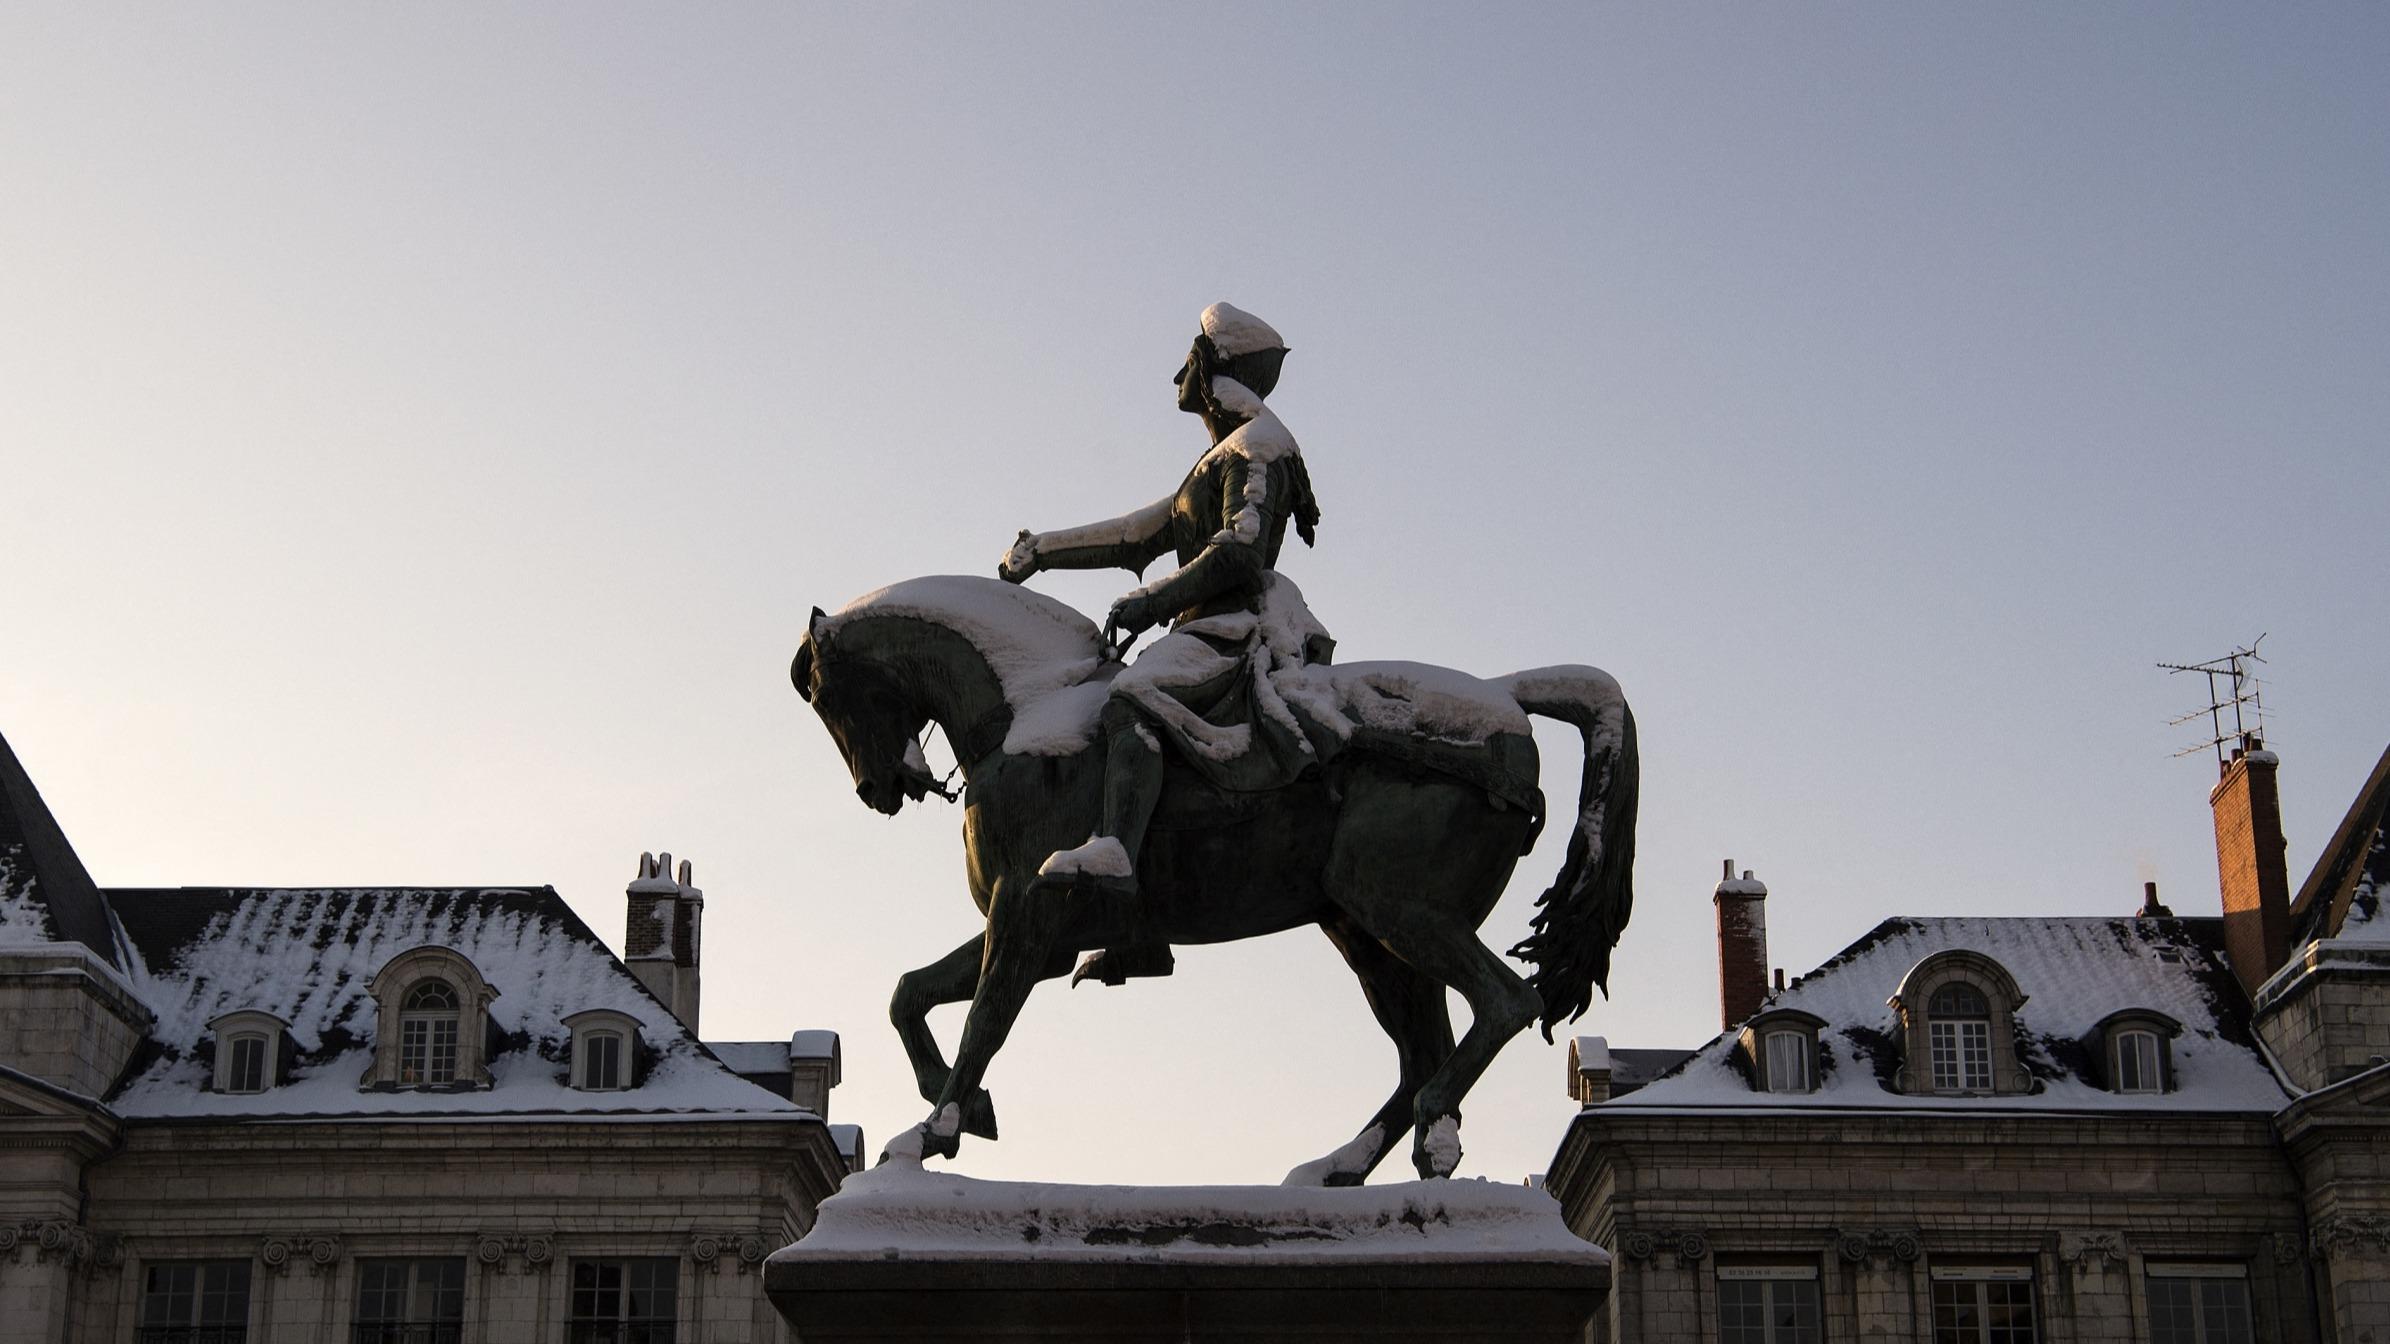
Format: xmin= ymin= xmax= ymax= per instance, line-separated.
xmin=918 ymin=876 xmax=1082 ymax=1161
xmin=1283 ymin=914 xmax=1455 ymax=1187
xmin=890 ymin=935 xmax=999 ymax=1136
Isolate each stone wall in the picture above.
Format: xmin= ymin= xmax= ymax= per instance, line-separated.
xmin=1553 ymin=1109 xmax=2312 ymax=1342
xmin=2257 ymin=952 xmax=2390 ymax=1091
xmin=76 ymin=1116 xmax=845 ymax=1343
xmin=0 ymin=949 xmax=151 ymax=1097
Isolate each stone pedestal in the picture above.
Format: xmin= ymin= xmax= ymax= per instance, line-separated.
xmin=767 ymin=1162 xmax=1609 ymax=1342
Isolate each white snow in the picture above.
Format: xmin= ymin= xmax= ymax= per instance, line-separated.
xmin=774 ymin=1160 xmax=1605 ymax=1266
xmin=790 ymin=1029 xmax=840 ymax=1061
xmin=1013 ymin=496 xmax=1173 ymax=567
xmin=1282 ymin=1125 xmax=1385 ymax=1187
xmin=1422 ymin=1116 xmax=1462 ymax=1177
xmin=0 ymin=846 xmax=57 ymax=945
xmin=820 ymin=576 xmax=1107 ymax=758
xmin=1572 ymin=1036 xmax=1611 ymax=1073
xmin=1038 ymin=837 xmax=1133 ymax=879
xmin=1199 ymin=301 xmax=1284 ymax=358
xmin=1607 ymin=916 xmax=2293 ymax=1114
xmin=2244 ymin=749 xmax=2280 ymax=765
xmin=108 ymin=887 xmax=806 ymax=1120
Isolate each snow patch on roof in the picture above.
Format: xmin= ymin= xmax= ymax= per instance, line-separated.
xmin=0 ymin=846 xmax=59 ymax=945
xmin=1608 ymin=917 xmax=2289 ymax=1114
xmin=106 ymin=887 xmax=801 ymax=1120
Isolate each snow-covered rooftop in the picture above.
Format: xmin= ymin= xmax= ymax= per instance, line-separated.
xmin=1604 ymin=915 xmax=2292 ymax=1114
xmin=104 ymin=886 xmax=807 ymax=1122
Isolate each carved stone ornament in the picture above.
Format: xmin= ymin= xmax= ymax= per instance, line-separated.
xmin=2316 ymin=1216 xmax=2390 ymax=1260
xmin=2061 ymin=1230 xmax=2125 ymax=1275
xmin=1618 ymin=1226 xmax=1709 ymax=1265
xmin=3 ymin=1219 xmax=116 ymax=1270
xmin=473 ymin=1232 xmax=558 ymax=1274
xmin=690 ymin=1231 xmax=774 ymax=1274
xmin=259 ymin=1235 xmax=342 ymax=1276
xmin=1835 ymin=1228 xmax=1923 ymax=1268
xmin=2273 ymin=1231 xmax=2307 ymax=1265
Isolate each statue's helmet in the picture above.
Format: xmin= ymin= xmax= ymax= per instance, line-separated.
xmin=1179 ymin=302 xmax=1289 ymax=401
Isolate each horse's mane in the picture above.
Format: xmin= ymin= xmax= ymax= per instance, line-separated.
xmin=822 ymin=575 xmax=1105 ymax=711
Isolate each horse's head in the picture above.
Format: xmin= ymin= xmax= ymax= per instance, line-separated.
xmin=793 ymin=607 xmax=931 ymax=816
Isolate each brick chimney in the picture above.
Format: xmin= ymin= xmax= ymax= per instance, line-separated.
xmin=1715 ymin=859 xmax=1770 ymax=1030
xmin=626 ymin=851 xmax=704 ymax=1032
xmin=2211 ymin=740 xmax=2291 ymax=1001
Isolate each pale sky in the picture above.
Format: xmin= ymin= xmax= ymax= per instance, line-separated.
xmin=4 ymin=6 xmax=2386 ymax=1186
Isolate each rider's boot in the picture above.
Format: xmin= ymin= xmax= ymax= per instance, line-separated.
xmin=1044 ymin=704 xmax=1176 ymax=986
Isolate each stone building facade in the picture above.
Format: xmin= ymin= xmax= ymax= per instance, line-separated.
xmin=1549 ymin=740 xmax=2390 ymax=1343
xmin=0 ymin=729 xmax=856 ymax=1344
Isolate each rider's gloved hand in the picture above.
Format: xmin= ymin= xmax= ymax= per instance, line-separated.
xmin=998 ymin=530 xmax=1039 ymax=584
xmin=1107 ymin=592 xmax=1164 ymax=639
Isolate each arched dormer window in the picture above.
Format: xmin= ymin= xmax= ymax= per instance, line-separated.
xmin=208 ymin=1010 xmax=289 ymax=1094
xmin=400 ymin=981 xmax=461 ymax=1085
xmin=2092 ymin=1009 xmax=2182 ymax=1095
xmin=1926 ymin=982 xmax=1992 ymax=1092
xmin=1890 ymin=951 xmax=2033 ymax=1096
xmin=1735 ymin=1008 xmax=1826 ymax=1094
xmin=563 ymin=1009 xmax=643 ymax=1092
xmin=364 ymin=947 xmax=500 ymax=1091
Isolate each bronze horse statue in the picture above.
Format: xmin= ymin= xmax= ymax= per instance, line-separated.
xmin=792 ymin=575 xmax=1637 ymax=1182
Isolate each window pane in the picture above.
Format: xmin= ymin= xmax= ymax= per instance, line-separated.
xmin=228 ymin=1035 xmax=266 ymax=1092
xmin=1960 ymin=1021 xmax=1992 ymax=1090
xmin=2200 ymin=1279 xmax=2254 ymax=1344
xmin=585 ymin=1033 xmax=623 ymax=1090
xmin=2148 ymin=1278 xmax=2197 ymax=1344
xmin=2117 ymin=1030 xmax=2161 ymax=1093
xmin=141 ymin=1260 xmax=251 ymax=1340
xmin=1769 ymin=1280 xmax=1821 ymax=1344
xmin=1931 ymin=1021 xmax=1960 ymax=1090
xmin=1765 ymin=1032 xmax=1809 ymax=1092
xmin=1718 ymin=1280 xmax=1765 ymax=1344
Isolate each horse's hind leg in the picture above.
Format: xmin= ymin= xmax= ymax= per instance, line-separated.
xmin=1331 ymin=776 xmax=1542 ymax=1180
xmin=1283 ymin=914 xmax=1454 ymax=1187
xmin=891 ymin=936 xmax=1004 ymax=1138
xmin=1367 ymin=910 xmax=1540 ymax=1179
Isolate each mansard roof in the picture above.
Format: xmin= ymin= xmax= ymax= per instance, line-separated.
xmin=0 ymin=731 xmax=123 ymax=967
xmin=103 ymin=885 xmax=804 ymax=1123
xmin=1604 ymin=915 xmax=2292 ymax=1115
xmin=2288 ymin=744 xmax=2390 ymax=948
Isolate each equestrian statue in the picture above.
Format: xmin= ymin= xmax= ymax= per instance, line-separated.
xmin=791 ymin=303 xmax=1638 ymax=1183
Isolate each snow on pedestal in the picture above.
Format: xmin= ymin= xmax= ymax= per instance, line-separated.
xmin=774 ymin=1156 xmax=1604 ymax=1267
xmin=767 ymin=1159 xmax=1609 ymax=1342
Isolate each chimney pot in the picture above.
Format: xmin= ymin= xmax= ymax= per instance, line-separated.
xmin=1773 ymin=967 xmax=1786 ymax=993
xmin=1714 ymin=860 xmax=1770 ymax=1030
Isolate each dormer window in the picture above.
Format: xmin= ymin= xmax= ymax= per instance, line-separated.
xmin=208 ymin=1010 xmax=289 ymax=1094
xmin=2093 ymin=1009 xmax=2182 ymax=1095
xmin=365 ymin=947 xmax=499 ymax=1091
xmin=1736 ymin=1008 xmax=1825 ymax=1094
xmin=2113 ymin=1030 xmax=2160 ymax=1093
xmin=1927 ymin=982 xmax=1992 ymax=1092
xmin=400 ymin=981 xmax=461 ymax=1085
xmin=1890 ymin=951 xmax=2033 ymax=1096
xmin=563 ymin=1009 xmax=643 ymax=1092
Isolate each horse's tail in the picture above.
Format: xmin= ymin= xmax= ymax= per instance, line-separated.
xmin=1497 ymin=665 xmax=1639 ymax=1040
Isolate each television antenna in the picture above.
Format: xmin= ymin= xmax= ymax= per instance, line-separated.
xmin=2159 ymin=636 xmax=2270 ymax=768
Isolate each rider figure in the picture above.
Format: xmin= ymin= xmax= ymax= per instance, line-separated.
xmin=998 ymin=303 xmax=1324 ymax=980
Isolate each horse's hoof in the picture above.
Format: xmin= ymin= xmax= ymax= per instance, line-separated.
xmin=1412 ymin=1113 xmax=1463 ymax=1180
xmin=919 ymin=1102 xmax=965 ymax=1161
xmin=1323 ymin=1171 xmax=1366 ymax=1189
xmin=961 ymin=1087 xmax=999 ymax=1140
